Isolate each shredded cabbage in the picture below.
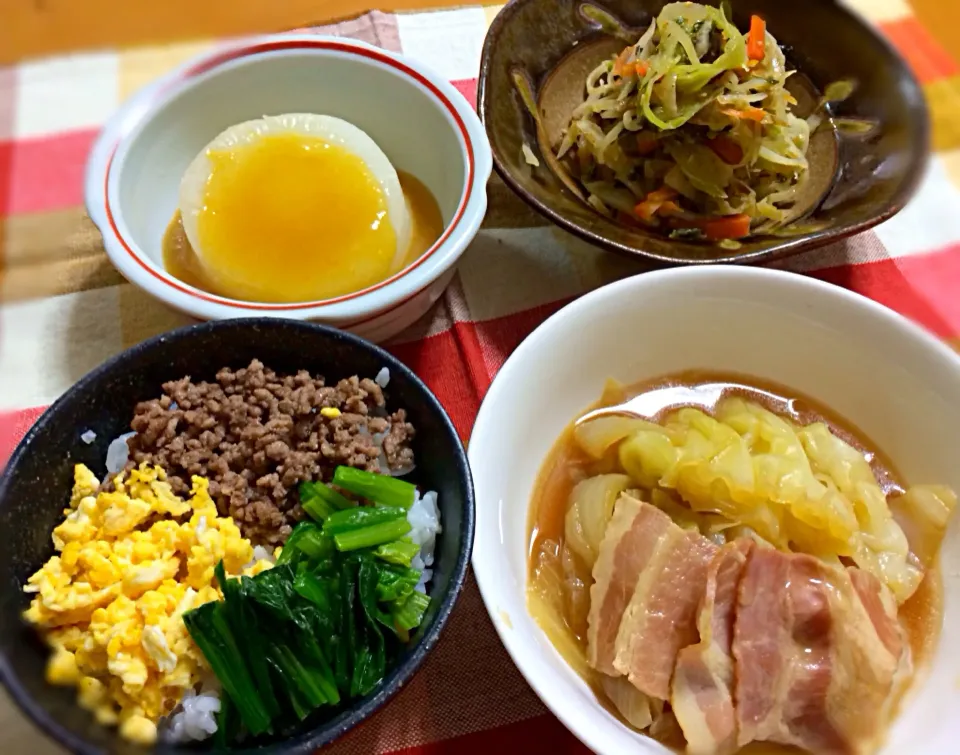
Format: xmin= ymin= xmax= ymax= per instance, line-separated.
xmin=574 ymin=396 xmax=957 ymax=603
xmin=558 ymin=2 xmax=817 ymax=240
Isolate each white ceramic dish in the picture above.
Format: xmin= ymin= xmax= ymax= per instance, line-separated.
xmin=84 ymin=35 xmax=492 ymax=342
xmin=469 ymin=266 xmax=960 ymax=755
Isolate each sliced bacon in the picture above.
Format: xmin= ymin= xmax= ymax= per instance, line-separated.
xmin=612 ymin=522 xmax=718 ymax=699
xmin=733 ymin=548 xmax=908 ymax=755
xmin=672 ymin=539 xmax=753 ymax=755
xmin=587 ymin=495 xmax=673 ymax=675
xmin=847 ymin=567 xmax=905 ymax=659
xmin=844 ymin=566 xmax=914 ymax=733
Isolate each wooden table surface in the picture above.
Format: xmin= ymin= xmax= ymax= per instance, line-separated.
xmin=2 ymin=0 xmax=959 ymax=64
xmin=1 ymin=0 xmax=475 ymax=64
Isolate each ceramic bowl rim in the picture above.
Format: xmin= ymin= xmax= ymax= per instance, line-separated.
xmin=85 ymin=35 xmax=493 ymax=322
xmin=468 ymin=265 xmax=960 ymax=754
xmin=0 ymin=317 xmax=476 ymax=755
xmin=477 ymin=0 xmax=930 ymax=266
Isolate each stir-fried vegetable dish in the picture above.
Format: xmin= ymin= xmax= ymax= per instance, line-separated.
xmin=558 ymin=2 xmax=823 ymax=242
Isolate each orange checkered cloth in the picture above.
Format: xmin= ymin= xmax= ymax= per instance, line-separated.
xmin=1 ymin=2 xmax=959 ymax=753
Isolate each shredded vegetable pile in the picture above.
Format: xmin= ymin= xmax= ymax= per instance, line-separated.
xmin=558 ymin=1 xmax=825 ymax=243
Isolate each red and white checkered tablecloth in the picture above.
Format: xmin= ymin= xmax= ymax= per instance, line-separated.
xmin=1 ymin=1 xmax=959 ymax=752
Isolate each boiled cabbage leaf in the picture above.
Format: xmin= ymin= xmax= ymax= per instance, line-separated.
xmin=564 ymin=474 xmax=632 ymax=569
xmin=573 ymin=395 xmax=948 ymax=603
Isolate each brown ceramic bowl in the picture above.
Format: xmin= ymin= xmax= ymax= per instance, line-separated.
xmin=479 ymin=0 xmax=929 ymax=265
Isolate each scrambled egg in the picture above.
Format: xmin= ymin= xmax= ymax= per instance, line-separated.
xmin=23 ymin=463 xmax=274 ymax=745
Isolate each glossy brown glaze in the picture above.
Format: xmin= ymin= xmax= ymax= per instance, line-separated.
xmin=480 ymin=0 xmax=929 ymax=265
xmin=162 ymin=170 xmax=444 ymax=299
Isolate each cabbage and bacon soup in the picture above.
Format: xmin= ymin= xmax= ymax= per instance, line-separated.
xmin=527 ymin=372 xmax=956 ymax=755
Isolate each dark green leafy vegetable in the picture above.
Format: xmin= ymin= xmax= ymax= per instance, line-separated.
xmin=214 ymin=692 xmax=240 ymax=749
xmin=333 ymin=466 xmax=416 ymax=509
xmin=274 ymin=522 xmax=336 ymax=564
xmin=186 ymin=467 xmax=435 ymax=746
xmin=393 ymin=591 xmax=430 ymax=632
xmin=334 ymin=519 xmax=412 ymax=551
xmin=335 ymin=560 xmax=355 ymax=693
xmin=215 ymin=563 xmax=280 ymax=722
xmin=359 ymin=558 xmax=396 ymax=633
xmin=300 ymin=480 xmax=355 ymax=516
xmin=297 ymin=527 xmax=335 ymax=559
xmin=352 ymin=558 xmax=387 ymax=696
xmin=293 ymin=565 xmax=333 ymax=613
xmin=373 ymin=538 xmax=421 ymax=567
xmin=182 ymin=601 xmax=273 ymax=736
xmin=301 ymin=494 xmax=336 ymax=523
xmin=374 ymin=563 xmax=420 ymax=604
xmin=322 ymin=505 xmax=407 ymax=535
xmin=270 ymin=643 xmax=328 ymax=711
xmin=275 ymin=522 xmax=315 ymax=566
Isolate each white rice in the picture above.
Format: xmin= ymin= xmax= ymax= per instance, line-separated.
xmin=104 ymin=431 xmax=135 ymax=477
xmin=251 ymin=545 xmax=276 ymax=563
xmin=161 ymin=688 xmax=221 ymax=743
xmin=407 ymin=490 xmax=441 ymax=594
xmin=241 ymin=544 xmax=277 ymax=570
xmin=375 ymin=367 xmax=390 ymax=388
xmin=80 ymin=429 xmax=96 ymax=444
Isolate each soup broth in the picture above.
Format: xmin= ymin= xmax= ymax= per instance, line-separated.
xmin=527 ymin=371 xmax=944 ymax=753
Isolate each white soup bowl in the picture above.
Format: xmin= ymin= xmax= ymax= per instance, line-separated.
xmin=469 ymin=266 xmax=960 ymax=755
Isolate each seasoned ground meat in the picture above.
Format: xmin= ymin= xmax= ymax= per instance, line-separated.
xmin=124 ymin=359 xmax=415 ymax=545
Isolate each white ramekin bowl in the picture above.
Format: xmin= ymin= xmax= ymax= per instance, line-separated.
xmin=85 ymin=35 xmax=492 ymax=342
xmin=468 ymin=266 xmax=960 ymax=755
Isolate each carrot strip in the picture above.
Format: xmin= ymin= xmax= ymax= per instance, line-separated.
xmin=612 ymin=47 xmax=630 ymax=77
xmin=635 ymin=61 xmax=649 ymax=76
xmin=634 ymin=201 xmax=661 ymax=222
xmin=636 ymin=131 xmax=660 ymax=155
xmin=707 ymin=135 xmax=744 ymax=165
xmin=633 ymin=187 xmax=679 ymax=221
xmin=647 ymin=186 xmax=678 ymax=203
xmin=721 ymin=106 xmax=766 ymax=123
xmin=747 ymin=15 xmax=766 ymax=61
xmin=702 ymin=214 xmax=751 ymax=240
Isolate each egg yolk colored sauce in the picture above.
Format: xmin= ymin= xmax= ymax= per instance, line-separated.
xmin=192 ymin=132 xmax=399 ymax=303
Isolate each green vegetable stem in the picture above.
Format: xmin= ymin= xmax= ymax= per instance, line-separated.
xmin=332 ymin=466 xmax=416 ymax=509
xmin=322 ymin=505 xmax=407 ymax=536
xmin=185 ymin=460 xmax=433 ymax=748
xmin=299 ymin=481 xmax=355 ymax=521
xmin=334 ymin=519 xmax=412 ymax=551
